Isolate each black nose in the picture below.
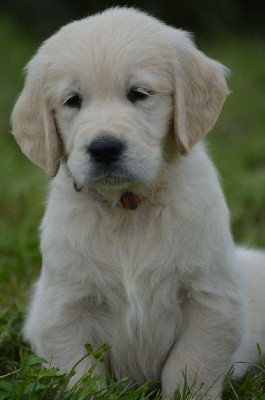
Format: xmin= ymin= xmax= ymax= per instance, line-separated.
xmin=88 ymin=137 xmax=124 ymax=165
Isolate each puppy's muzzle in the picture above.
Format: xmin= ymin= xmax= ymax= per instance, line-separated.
xmin=73 ymin=136 xmax=132 ymax=194
xmin=88 ymin=137 xmax=124 ymax=165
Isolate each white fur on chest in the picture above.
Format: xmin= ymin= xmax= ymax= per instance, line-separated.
xmin=37 ymin=147 xmax=237 ymax=381
xmin=40 ymin=175 xmax=196 ymax=379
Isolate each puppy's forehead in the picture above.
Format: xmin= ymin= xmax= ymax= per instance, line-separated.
xmin=40 ymin=8 xmax=173 ymax=84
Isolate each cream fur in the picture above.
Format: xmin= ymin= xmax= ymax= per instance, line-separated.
xmin=11 ymin=8 xmax=265 ymax=399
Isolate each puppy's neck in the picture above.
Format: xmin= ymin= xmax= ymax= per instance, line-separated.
xmin=62 ymin=163 xmax=164 ymax=210
xmin=89 ymin=186 xmax=162 ymax=210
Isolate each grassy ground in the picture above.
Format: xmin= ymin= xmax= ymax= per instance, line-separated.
xmin=0 ymin=17 xmax=265 ymax=399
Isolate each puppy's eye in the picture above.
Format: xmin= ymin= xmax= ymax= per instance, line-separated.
xmin=64 ymin=94 xmax=82 ymax=109
xmin=127 ymin=87 xmax=151 ymax=103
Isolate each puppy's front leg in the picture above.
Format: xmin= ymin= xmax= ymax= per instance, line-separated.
xmin=34 ymin=318 xmax=107 ymax=386
xmin=162 ymin=292 xmax=242 ymax=399
xmin=23 ymin=278 xmax=107 ymax=385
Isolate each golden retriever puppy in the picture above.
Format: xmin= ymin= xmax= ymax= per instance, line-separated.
xmin=11 ymin=7 xmax=265 ymax=399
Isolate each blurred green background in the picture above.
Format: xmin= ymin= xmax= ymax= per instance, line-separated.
xmin=0 ymin=0 xmax=265 ymax=312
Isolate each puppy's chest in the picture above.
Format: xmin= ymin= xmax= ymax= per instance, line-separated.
xmin=90 ymin=264 xmax=184 ymax=365
xmin=84 ymin=240 xmax=185 ymax=349
xmin=75 ymin=213 xmax=179 ymax=310
xmin=121 ymin=273 xmax=184 ymax=341
xmin=83 ymin=215 xmax=182 ymax=313
xmin=86 ymin=252 xmax=184 ymax=322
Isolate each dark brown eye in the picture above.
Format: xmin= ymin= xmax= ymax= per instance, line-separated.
xmin=127 ymin=87 xmax=151 ymax=103
xmin=64 ymin=94 xmax=82 ymax=108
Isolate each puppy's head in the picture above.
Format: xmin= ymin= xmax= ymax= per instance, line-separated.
xmin=11 ymin=8 xmax=229 ymax=195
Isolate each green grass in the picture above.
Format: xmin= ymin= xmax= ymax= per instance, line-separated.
xmin=0 ymin=17 xmax=265 ymax=399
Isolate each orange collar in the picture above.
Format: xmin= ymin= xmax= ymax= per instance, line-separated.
xmin=120 ymin=192 xmax=143 ymax=210
xmin=120 ymin=187 xmax=162 ymax=210
xmin=77 ymin=184 xmax=162 ymax=210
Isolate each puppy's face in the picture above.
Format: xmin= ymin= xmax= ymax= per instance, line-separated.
xmin=53 ymin=17 xmax=174 ymax=192
xmin=11 ymin=8 xmax=229 ymax=196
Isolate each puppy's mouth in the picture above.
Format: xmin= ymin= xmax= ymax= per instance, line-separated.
xmin=67 ymin=159 xmax=142 ymax=193
xmin=71 ymin=167 xmax=138 ymax=192
xmin=86 ymin=163 xmax=139 ymax=190
xmin=91 ymin=175 xmax=135 ymax=189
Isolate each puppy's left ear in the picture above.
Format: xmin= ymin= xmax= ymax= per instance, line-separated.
xmin=172 ymin=31 xmax=230 ymax=154
xmin=11 ymin=57 xmax=61 ymax=176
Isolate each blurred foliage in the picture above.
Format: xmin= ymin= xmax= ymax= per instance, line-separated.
xmin=0 ymin=18 xmax=46 ymax=310
xmin=1 ymin=0 xmax=265 ymax=39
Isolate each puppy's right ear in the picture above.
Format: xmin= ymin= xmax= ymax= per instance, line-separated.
xmin=171 ymin=30 xmax=230 ymax=155
xmin=11 ymin=60 xmax=61 ymax=176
